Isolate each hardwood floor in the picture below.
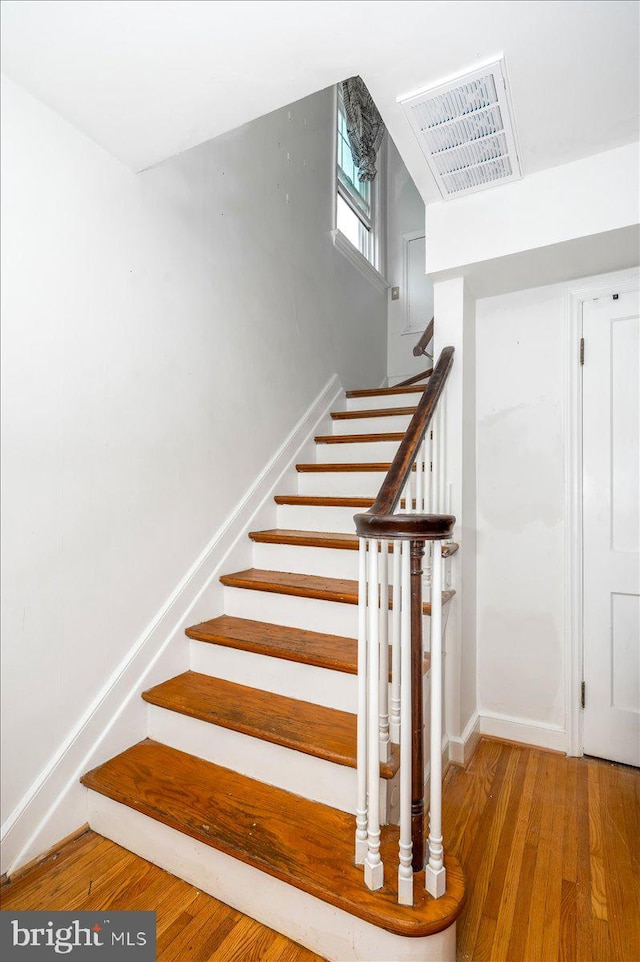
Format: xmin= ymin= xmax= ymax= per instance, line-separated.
xmin=2 ymin=738 xmax=638 ymax=961
xmin=0 ymin=830 xmax=323 ymax=961
xmin=443 ymin=738 xmax=640 ymax=962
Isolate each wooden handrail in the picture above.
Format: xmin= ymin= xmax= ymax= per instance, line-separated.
xmin=413 ymin=317 xmax=434 ymax=357
xmin=354 ymin=345 xmax=455 ymax=540
xmin=394 ymin=318 xmax=434 ymax=388
xmin=394 ymin=367 xmax=433 ymax=389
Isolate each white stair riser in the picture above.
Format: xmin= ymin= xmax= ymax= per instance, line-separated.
xmin=147 ymin=704 xmax=389 ymax=818
xmin=190 ymin=639 xmax=358 ymax=712
xmin=88 ymin=793 xmax=457 ymax=962
xmin=315 ymin=440 xmax=401 ymax=464
xmin=277 ymin=503 xmax=360 ymax=533
xmin=253 ymin=542 xmax=357 ymax=580
xmin=252 ymin=542 xmax=400 ymax=584
xmin=346 ymin=391 xmax=424 ymax=412
xmin=297 ymin=471 xmax=386 ymax=498
xmin=331 ymin=414 xmax=413 ymax=436
xmin=224 ymin=585 xmax=359 ymax=638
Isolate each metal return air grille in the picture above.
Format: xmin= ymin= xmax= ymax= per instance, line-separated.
xmin=399 ymin=60 xmax=522 ymax=198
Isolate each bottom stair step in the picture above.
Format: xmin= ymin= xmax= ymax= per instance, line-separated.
xmin=81 ymin=740 xmax=464 ymax=942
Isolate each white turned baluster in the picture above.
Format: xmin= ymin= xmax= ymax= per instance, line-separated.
xmin=397 ymin=539 xmax=413 ymax=905
xmin=364 ymin=541 xmax=383 ymax=890
xmin=438 ymin=402 xmax=446 ymax=513
xmin=424 ymin=538 xmax=433 ymax=604
xmin=402 ymin=477 xmax=411 ymax=513
xmin=431 ymin=415 xmax=438 ymax=515
xmin=355 ymin=538 xmax=368 ymax=865
xmin=416 ymin=439 xmax=423 ymax=515
xmin=390 ymin=543 xmax=401 ymax=743
xmin=426 ymin=428 xmax=433 ymax=513
xmin=378 ymin=540 xmax=390 ymax=762
xmin=423 ymin=439 xmax=428 ymax=512
xmin=425 ymin=539 xmax=446 ymax=898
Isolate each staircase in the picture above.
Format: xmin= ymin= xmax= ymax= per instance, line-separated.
xmin=81 ymin=377 xmax=465 ymax=962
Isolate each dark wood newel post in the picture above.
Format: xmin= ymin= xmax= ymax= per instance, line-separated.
xmin=410 ymin=538 xmax=426 ymax=872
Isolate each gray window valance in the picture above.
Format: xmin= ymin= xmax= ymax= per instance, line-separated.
xmin=340 ymin=76 xmax=385 ymax=183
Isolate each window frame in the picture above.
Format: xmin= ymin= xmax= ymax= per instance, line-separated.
xmin=331 ymin=84 xmax=388 ymax=293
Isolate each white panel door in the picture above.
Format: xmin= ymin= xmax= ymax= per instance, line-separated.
xmin=583 ymin=290 xmax=640 ymax=767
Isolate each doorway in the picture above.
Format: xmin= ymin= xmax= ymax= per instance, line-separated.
xmin=582 ymin=288 xmax=639 ymax=767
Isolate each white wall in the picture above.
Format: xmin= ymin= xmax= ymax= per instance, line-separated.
xmin=432 ymin=279 xmax=476 ymax=751
xmin=475 ymin=283 xmax=567 ymax=741
xmin=386 ymin=139 xmax=432 ymax=383
xmin=0 ymin=75 xmax=386 ymax=869
xmin=426 ymin=142 xmax=640 ymax=279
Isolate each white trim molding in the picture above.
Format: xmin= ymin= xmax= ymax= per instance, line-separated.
xmin=331 ymin=228 xmax=389 ymax=294
xmin=479 ymin=711 xmax=566 ymax=753
xmin=563 ymin=267 xmax=640 ymax=758
xmin=448 ymin=711 xmax=480 ymax=766
xmin=1 ymin=374 xmax=343 ymax=875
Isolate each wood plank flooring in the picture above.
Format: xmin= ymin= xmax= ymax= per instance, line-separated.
xmin=0 ymin=831 xmax=323 ymax=961
xmin=2 ymin=738 xmax=638 ymax=960
xmin=443 ymin=738 xmax=640 ymax=962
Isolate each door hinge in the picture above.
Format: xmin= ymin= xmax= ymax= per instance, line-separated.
xmin=581 ymin=680 xmax=586 ymax=709
xmin=580 ymin=337 xmax=585 ymax=366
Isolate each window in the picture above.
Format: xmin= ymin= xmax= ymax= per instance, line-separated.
xmin=334 ymin=85 xmax=385 ymax=279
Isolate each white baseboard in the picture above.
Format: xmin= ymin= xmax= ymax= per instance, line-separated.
xmin=448 ymin=711 xmax=480 ymax=766
xmin=478 ymin=710 xmax=566 ymax=753
xmin=1 ymin=374 xmax=343 ymax=875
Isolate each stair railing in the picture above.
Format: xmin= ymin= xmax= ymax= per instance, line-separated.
xmin=413 ymin=316 xmax=434 ymax=358
xmin=353 ymin=344 xmax=455 ymax=905
xmin=394 ymin=317 xmax=435 ymax=388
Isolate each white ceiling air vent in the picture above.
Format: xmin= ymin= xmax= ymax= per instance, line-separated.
xmin=399 ymin=59 xmax=522 ymax=199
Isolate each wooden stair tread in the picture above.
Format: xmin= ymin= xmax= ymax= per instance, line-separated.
xmin=221 ymin=568 xmax=455 ymax=613
xmin=315 ymin=432 xmax=404 ymax=444
xmin=274 ymin=495 xmax=416 ymax=509
xmin=331 ymin=406 xmax=418 ymax=420
xmin=275 ymin=495 xmax=375 ymax=507
xmin=251 ymin=528 xmax=361 ymax=550
xmin=250 ymin=528 xmax=459 ymax=558
xmin=142 ymin=672 xmax=397 ymax=778
xmin=186 ymin=615 xmax=358 ymax=674
xmin=296 ymin=462 xmax=412 ymax=473
xmin=345 ymin=385 xmax=426 ymax=398
xmin=81 ymin=740 xmax=464 ymax=937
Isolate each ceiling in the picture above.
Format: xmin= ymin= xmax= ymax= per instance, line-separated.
xmin=2 ymin=1 xmax=638 ymax=203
